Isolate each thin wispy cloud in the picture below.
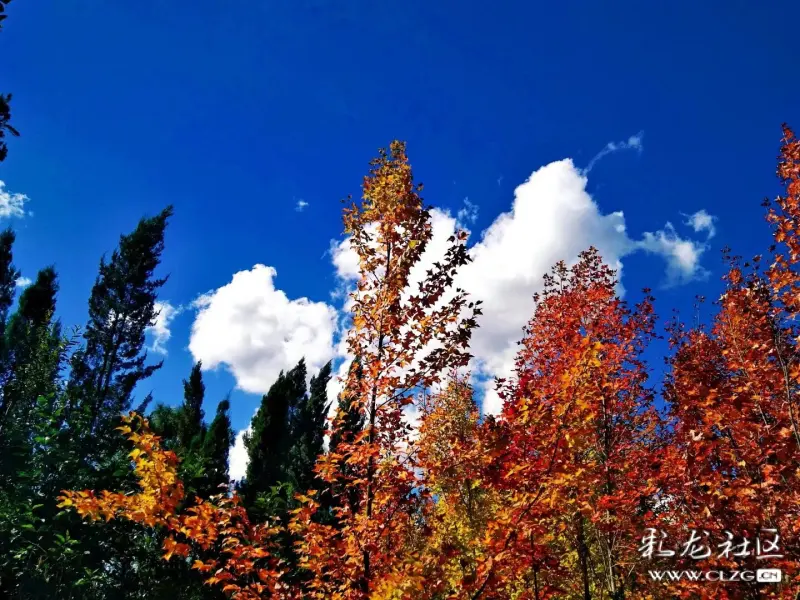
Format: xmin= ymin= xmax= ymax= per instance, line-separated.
xmin=636 ymin=222 xmax=710 ymax=288
xmin=456 ymin=197 xmax=478 ymax=227
xmin=15 ymin=276 xmax=32 ymax=288
xmin=583 ymin=131 xmax=644 ymax=174
xmin=295 ymin=199 xmax=309 ymax=212
xmin=683 ymin=209 xmax=717 ymax=239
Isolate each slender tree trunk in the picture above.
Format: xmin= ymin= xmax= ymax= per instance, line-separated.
xmin=575 ymin=511 xmax=592 ymax=600
xmin=362 ymin=243 xmax=391 ymax=593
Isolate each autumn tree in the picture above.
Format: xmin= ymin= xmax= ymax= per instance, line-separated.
xmin=655 ymin=127 xmax=800 ymax=599
xmin=415 ymin=374 xmax=500 ymax=599
xmin=451 ymin=250 xmax=660 ymax=600
xmin=290 ymin=140 xmax=481 ymax=599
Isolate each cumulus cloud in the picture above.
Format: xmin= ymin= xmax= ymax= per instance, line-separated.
xmin=330 ymin=157 xmax=711 ymax=416
xmin=188 ymin=264 xmax=338 ymax=395
xmin=15 ymin=276 xmax=32 ymax=289
xmin=0 ymin=181 xmax=30 ymax=219
xmin=146 ymin=301 xmax=182 ymax=355
xmin=295 ymin=199 xmax=309 ymax=212
xmin=583 ymin=131 xmax=644 ymax=174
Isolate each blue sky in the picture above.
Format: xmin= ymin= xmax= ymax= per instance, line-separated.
xmin=2 ymin=1 xmax=799 ymax=476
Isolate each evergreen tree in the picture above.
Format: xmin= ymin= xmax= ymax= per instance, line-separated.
xmin=11 ymin=267 xmax=58 ymax=326
xmin=328 ymin=357 xmax=365 ymax=454
xmin=0 ymin=1 xmax=19 ymax=163
xmin=149 ymin=403 xmax=181 ymax=450
xmin=241 ymin=359 xmax=307 ymax=510
xmin=179 ymin=360 xmax=205 ymax=450
xmin=0 ymin=228 xmax=21 ymax=426
xmin=0 ymin=267 xmax=61 ymax=444
xmin=199 ymin=397 xmax=234 ymax=498
xmin=31 ymin=207 xmax=175 ymax=598
xmin=65 ymin=205 xmax=173 ymax=480
xmin=287 ymin=360 xmax=332 ymax=493
xmin=317 ymin=357 xmax=366 ymax=526
xmin=0 ymin=93 xmax=18 ymax=163
xmin=0 ymin=228 xmax=20 ymax=346
xmin=0 ymin=0 xmax=12 ymax=29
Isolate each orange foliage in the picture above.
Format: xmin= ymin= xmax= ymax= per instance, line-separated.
xmin=59 ymin=414 xmax=290 ymax=599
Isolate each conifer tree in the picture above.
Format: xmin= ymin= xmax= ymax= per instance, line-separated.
xmin=0 ymin=1 xmax=19 ymax=163
xmin=0 ymin=267 xmax=61 ymax=440
xmin=11 ymin=267 xmax=58 ymax=327
xmin=287 ymin=360 xmax=332 ymax=493
xmin=241 ymin=359 xmax=307 ymax=512
xmin=179 ymin=360 xmax=205 ymax=451
xmin=328 ymin=357 xmax=365 ymax=455
xmin=54 ymin=207 xmax=173 ymax=597
xmin=0 ymin=228 xmax=19 ymax=354
xmin=200 ymin=397 xmax=234 ymax=498
xmin=0 ymin=93 xmax=18 ymax=163
xmin=149 ymin=402 xmax=181 ymax=450
xmin=0 ymin=229 xmax=21 ymax=435
xmin=65 ymin=205 xmax=173 ymax=478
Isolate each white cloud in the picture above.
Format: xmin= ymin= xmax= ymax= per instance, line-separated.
xmin=295 ymin=199 xmax=309 ymax=212
xmin=583 ymin=131 xmax=644 ymax=174
xmin=146 ymin=301 xmax=182 ymax=356
xmin=229 ymin=428 xmax=249 ymax=481
xmin=684 ymin=209 xmax=716 ymax=239
xmin=15 ymin=276 xmax=32 ymax=288
xmin=331 ymin=236 xmax=361 ymax=283
xmin=0 ymin=181 xmax=30 ymax=219
xmin=329 ymin=157 xmax=711 ymax=417
xmin=188 ymin=264 xmax=338 ymax=395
